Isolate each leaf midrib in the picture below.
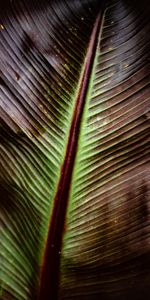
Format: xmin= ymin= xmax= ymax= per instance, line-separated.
xmin=38 ymin=11 xmax=103 ymax=300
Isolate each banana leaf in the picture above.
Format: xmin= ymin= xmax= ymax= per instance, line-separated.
xmin=0 ymin=0 xmax=150 ymax=299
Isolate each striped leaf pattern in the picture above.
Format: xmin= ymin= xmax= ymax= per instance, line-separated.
xmin=0 ymin=0 xmax=150 ymax=299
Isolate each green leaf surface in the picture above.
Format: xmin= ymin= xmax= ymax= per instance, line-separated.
xmin=0 ymin=0 xmax=150 ymax=299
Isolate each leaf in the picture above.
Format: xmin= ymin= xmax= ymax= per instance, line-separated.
xmin=0 ymin=0 xmax=150 ymax=300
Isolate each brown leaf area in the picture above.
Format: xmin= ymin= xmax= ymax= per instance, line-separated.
xmin=59 ymin=0 xmax=150 ymax=299
xmin=61 ymin=174 xmax=150 ymax=300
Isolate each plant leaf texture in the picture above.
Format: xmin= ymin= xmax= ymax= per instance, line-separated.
xmin=0 ymin=0 xmax=150 ymax=299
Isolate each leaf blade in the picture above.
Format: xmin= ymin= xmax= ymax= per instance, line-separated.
xmin=0 ymin=1 xmax=150 ymax=300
